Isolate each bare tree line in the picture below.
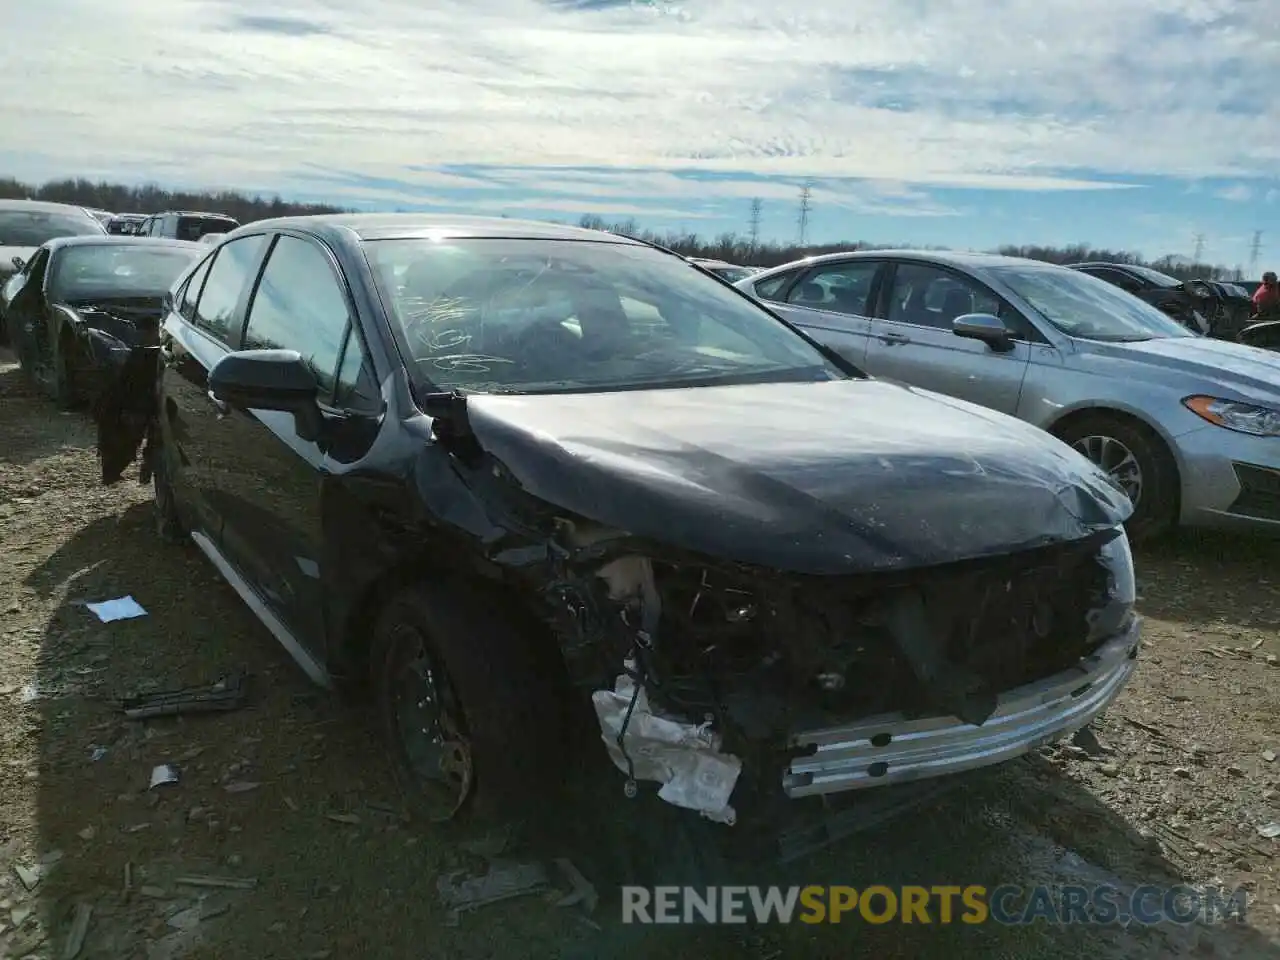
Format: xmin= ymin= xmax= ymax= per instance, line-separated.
xmin=0 ymin=175 xmax=1245 ymax=282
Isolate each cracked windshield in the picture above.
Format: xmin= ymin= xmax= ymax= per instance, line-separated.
xmin=0 ymin=0 xmax=1277 ymax=958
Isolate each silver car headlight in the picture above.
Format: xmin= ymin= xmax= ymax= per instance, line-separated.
xmin=1183 ymin=395 xmax=1280 ymax=437
xmin=1088 ymin=527 xmax=1136 ymax=643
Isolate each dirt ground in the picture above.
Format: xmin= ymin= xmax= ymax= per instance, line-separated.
xmin=1 ymin=346 xmax=1279 ymax=959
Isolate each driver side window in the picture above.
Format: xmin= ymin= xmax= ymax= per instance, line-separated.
xmin=242 ymin=235 xmax=351 ymax=398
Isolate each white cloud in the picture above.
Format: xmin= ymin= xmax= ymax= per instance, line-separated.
xmin=0 ymin=0 xmax=1277 ymax=210
xmin=1214 ymin=183 xmax=1254 ymax=202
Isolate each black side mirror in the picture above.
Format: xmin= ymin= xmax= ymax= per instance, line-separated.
xmin=208 ymin=349 xmax=323 ymax=441
xmin=11 ymin=256 xmax=25 ymax=272
xmin=953 ymin=313 xmax=1015 ymax=352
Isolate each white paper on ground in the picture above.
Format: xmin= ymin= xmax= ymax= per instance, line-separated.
xmin=86 ymin=596 xmax=148 ymax=623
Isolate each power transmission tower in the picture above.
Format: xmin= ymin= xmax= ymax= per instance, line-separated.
xmin=1249 ymin=230 xmax=1263 ymax=276
xmin=748 ymin=198 xmax=762 ymax=249
xmin=797 ymin=183 xmax=813 ymax=247
xmin=1192 ymin=232 xmax=1206 ymax=263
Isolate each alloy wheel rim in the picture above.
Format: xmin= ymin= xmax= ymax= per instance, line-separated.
xmin=389 ymin=625 xmax=473 ymax=820
xmin=1072 ymin=434 xmax=1143 ymax=506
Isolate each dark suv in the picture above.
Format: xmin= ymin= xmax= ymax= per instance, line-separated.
xmin=139 ymin=211 xmax=240 ymax=242
xmin=95 ymin=214 xmax=1138 ymax=836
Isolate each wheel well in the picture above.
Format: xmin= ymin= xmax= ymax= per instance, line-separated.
xmin=333 ymin=554 xmax=566 ymax=696
xmin=1049 ymin=406 xmax=1182 ymax=514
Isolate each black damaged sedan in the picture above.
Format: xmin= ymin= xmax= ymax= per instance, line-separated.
xmin=98 ymin=215 xmax=1141 ymax=835
xmin=3 ymin=235 xmax=202 ymax=406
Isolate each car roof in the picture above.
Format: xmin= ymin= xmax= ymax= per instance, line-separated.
xmin=228 ymin=213 xmax=643 ymax=246
xmin=150 ymin=210 xmax=240 ymax=220
xmin=1065 ymin=261 xmax=1138 ymax=271
xmin=758 ymin=249 xmax=1054 ymax=274
xmin=44 ymin=235 xmax=203 ymax=252
xmin=0 ymin=199 xmax=101 ymax=217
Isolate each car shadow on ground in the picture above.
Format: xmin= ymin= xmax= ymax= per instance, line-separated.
xmin=1135 ymin=528 xmax=1280 ymax=632
xmin=17 ymin=503 xmax=1278 ymax=958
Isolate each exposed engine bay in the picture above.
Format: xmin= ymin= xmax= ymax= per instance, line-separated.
xmin=535 ymin=517 xmax=1134 ymax=826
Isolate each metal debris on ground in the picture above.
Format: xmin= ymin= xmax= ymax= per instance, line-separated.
xmin=459 ymin=825 xmax=513 ymax=859
xmin=88 ymin=745 xmax=108 ymax=762
xmin=174 ymin=875 xmax=258 ymax=890
xmin=149 ymin=764 xmax=181 ymax=790
xmin=325 ymin=813 xmax=361 ymax=825
xmin=85 ymin=595 xmax=148 ymax=622
xmin=437 ymin=861 xmax=551 ymax=924
xmin=552 ymin=858 xmax=598 ymax=915
xmin=1258 ymin=822 xmax=1280 ymax=839
xmin=121 ymin=671 xmax=248 ymax=719
xmin=62 ymin=902 xmax=92 ymax=959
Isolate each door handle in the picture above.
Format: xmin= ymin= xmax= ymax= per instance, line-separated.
xmin=206 ymin=390 xmax=230 ymax=417
xmin=880 ymin=331 xmax=912 ymax=345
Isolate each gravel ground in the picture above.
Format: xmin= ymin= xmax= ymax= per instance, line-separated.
xmin=1 ymin=348 xmax=1278 ymax=959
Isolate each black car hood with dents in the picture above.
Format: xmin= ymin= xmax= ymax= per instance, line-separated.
xmin=455 ymin=379 xmax=1132 ymax=574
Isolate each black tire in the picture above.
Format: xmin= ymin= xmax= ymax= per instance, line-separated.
xmin=1054 ymin=413 xmax=1177 ymax=542
xmin=370 ymin=581 xmax=566 ymax=826
xmin=152 ymin=444 xmax=187 ymax=544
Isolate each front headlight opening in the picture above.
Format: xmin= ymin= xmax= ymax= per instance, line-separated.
xmin=1087 ymin=528 xmax=1136 ymax=643
xmin=1183 ymin=395 xmax=1280 ymax=438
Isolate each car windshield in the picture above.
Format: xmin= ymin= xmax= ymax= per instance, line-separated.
xmin=0 ymin=210 xmax=102 ymax=246
xmin=992 ymin=265 xmax=1195 ymax=342
xmin=48 ymin=244 xmax=202 ymax=301
xmin=365 ymin=237 xmax=848 ymax=394
xmin=1126 ymin=264 xmax=1182 ymax=288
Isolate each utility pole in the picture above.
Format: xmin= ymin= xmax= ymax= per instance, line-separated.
xmin=748 ymin=198 xmax=762 ymax=249
xmin=1249 ymin=230 xmax=1263 ymax=277
xmin=797 ymin=182 xmax=813 ymax=247
xmin=1192 ymin=232 xmax=1206 ymax=263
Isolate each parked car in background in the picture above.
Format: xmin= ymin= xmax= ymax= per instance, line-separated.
xmin=738 ymin=250 xmax=1280 ymax=540
xmin=85 ymin=208 xmax=115 ymax=227
xmin=687 ymin=257 xmax=761 ymax=284
xmin=3 ymin=236 xmax=202 ymax=406
xmin=198 ymin=232 xmax=227 ymax=246
xmin=93 ymin=215 xmax=1138 ymax=835
xmin=1066 ymin=262 xmax=1253 ymax=340
xmin=0 ymin=199 xmax=107 ymax=344
xmin=138 ymin=211 xmax=240 ymax=242
xmin=107 ymin=214 xmax=149 ymax=235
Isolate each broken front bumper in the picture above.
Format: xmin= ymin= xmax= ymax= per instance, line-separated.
xmin=783 ymin=616 xmax=1141 ymax=798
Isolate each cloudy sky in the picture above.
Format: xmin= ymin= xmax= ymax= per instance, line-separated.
xmin=2 ymin=0 xmax=1277 ymax=266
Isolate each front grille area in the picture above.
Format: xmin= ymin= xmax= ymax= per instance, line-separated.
xmin=646 ymin=530 xmax=1114 ymax=729
xmin=1228 ymin=462 xmax=1280 ymax=521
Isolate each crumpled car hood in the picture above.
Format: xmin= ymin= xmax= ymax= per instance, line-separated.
xmin=460 ymin=378 xmax=1132 ymax=574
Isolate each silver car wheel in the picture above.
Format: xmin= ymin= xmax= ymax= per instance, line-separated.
xmin=1072 ymin=434 xmax=1143 ymax=506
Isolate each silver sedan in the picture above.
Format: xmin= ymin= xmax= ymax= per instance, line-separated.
xmin=736 ymin=250 xmax=1280 ymax=539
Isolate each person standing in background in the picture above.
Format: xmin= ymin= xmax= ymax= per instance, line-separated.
xmin=1252 ymin=271 xmax=1280 ymax=319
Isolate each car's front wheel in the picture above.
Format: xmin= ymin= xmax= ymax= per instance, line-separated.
xmin=1056 ymin=413 xmax=1177 ymax=541
xmin=370 ymin=582 xmax=566 ymax=825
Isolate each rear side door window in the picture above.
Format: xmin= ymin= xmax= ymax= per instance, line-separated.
xmin=787 ymin=261 xmax=882 ymax=317
xmin=243 ymin=234 xmax=352 ymax=399
xmin=192 ymin=234 xmax=268 ymax=344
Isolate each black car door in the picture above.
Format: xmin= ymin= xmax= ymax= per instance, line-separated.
xmin=157 ymin=234 xmax=270 ymax=544
xmin=6 ymin=247 xmax=51 ymax=370
xmin=213 ymin=231 xmax=380 ymax=662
